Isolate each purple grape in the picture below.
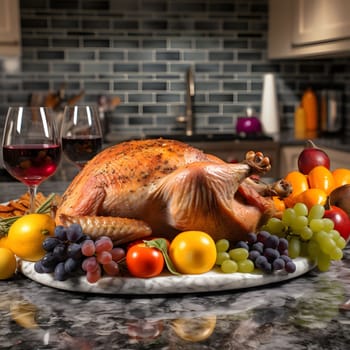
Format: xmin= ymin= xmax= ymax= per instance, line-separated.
xmin=234 ymin=241 xmax=249 ymax=250
xmin=64 ymin=258 xmax=81 ymax=274
xmin=248 ymin=250 xmax=261 ymax=262
xmin=251 ymin=241 xmax=264 ymax=254
xmin=34 ymin=260 xmax=54 ymax=273
xmin=265 ymin=235 xmax=279 ymax=249
xmin=272 ymin=258 xmax=286 ymax=271
xmin=257 ymin=230 xmax=270 ymax=244
xmin=54 ymin=262 xmax=69 ymax=281
xmin=41 ymin=252 xmax=59 ymax=269
xmin=42 ymin=237 xmax=61 ymax=252
xmin=246 ymin=232 xmax=257 ymax=244
xmin=67 ymin=243 xmax=83 ymax=259
xmin=280 ymin=255 xmax=292 ymax=264
xmin=53 ymin=244 xmax=67 ymax=261
xmin=264 ymin=247 xmax=280 ymax=262
xmin=66 ymin=224 xmax=84 ymax=242
xmin=278 ymin=238 xmax=289 ymax=253
xmin=54 ymin=225 xmax=67 ymax=241
xmin=285 ymin=261 xmax=297 ymax=273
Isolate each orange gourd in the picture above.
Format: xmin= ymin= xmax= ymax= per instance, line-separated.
xmin=294 ymin=188 xmax=328 ymax=211
xmin=307 ymin=165 xmax=335 ymax=195
xmin=332 ymin=168 xmax=350 ymax=188
xmin=283 ymin=171 xmax=309 ymax=208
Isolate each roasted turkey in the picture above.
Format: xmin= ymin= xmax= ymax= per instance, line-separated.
xmin=56 ymin=139 xmax=291 ymax=244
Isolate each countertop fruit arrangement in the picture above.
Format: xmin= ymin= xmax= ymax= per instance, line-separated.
xmin=0 ymin=140 xmax=349 ymax=284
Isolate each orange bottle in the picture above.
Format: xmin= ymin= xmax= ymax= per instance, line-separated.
xmin=301 ymin=88 xmax=318 ymax=138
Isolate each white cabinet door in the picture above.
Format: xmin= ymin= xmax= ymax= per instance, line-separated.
xmin=269 ymin=0 xmax=350 ymax=59
xmin=0 ymin=0 xmax=20 ymax=56
xmin=292 ymin=0 xmax=350 ymax=46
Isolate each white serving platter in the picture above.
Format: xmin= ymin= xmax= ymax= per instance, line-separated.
xmin=19 ymin=257 xmax=315 ymax=295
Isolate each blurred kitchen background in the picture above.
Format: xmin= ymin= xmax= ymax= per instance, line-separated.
xmin=1 ymin=0 xmax=350 ymax=178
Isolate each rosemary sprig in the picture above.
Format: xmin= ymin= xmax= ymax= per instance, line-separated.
xmin=0 ymin=193 xmax=57 ymax=237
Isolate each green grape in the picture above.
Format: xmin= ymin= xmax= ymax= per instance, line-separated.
xmin=309 ymin=219 xmax=325 ymax=232
xmin=237 ymin=259 xmax=255 ymax=273
xmin=290 ymin=215 xmax=308 ymax=231
xmin=329 ymin=247 xmax=343 ymax=261
xmin=288 ymin=236 xmax=301 ymax=258
xmin=282 ymin=208 xmax=296 ymax=226
xmin=307 ymin=240 xmax=320 ymax=260
xmin=319 ymin=234 xmax=336 ymax=254
xmin=300 ymin=226 xmax=313 ymax=241
xmin=221 ymin=259 xmax=238 ymax=273
xmin=229 ymin=248 xmax=249 ymax=261
xmin=293 ymin=202 xmax=308 ymax=216
xmin=317 ymin=251 xmax=331 ymax=272
xmin=300 ymin=240 xmax=309 ymax=257
xmin=265 ymin=217 xmax=286 ymax=236
xmin=335 ymin=236 xmax=346 ymax=250
xmin=216 ymin=251 xmax=230 ymax=265
xmin=328 ymin=229 xmax=340 ymax=241
xmin=322 ymin=218 xmax=334 ymax=232
xmin=216 ymin=239 xmax=230 ymax=253
xmin=314 ymin=230 xmax=328 ymax=244
xmin=308 ymin=204 xmax=325 ymax=221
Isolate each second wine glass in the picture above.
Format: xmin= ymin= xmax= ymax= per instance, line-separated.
xmin=61 ymin=105 xmax=103 ymax=169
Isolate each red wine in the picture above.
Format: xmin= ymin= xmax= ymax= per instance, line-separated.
xmin=62 ymin=136 xmax=102 ymax=167
xmin=3 ymin=144 xmax=61 ymax=186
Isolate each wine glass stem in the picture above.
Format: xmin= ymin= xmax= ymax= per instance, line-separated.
xmin=28 ymin=185 xmax=38 ymax=213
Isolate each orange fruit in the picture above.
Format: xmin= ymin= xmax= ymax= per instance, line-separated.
xmin=272 ymin=196 xmax=286 ymax=212
xmin=294 ymin=188 xmax=328 ymax=211
xmin=283 ymin=171 xmax=309 ymax=208
xmin=0 ymin=236 xmax=10 ymax=250
xmin=332 ymin=168 xmax=350 ymax=188
xmin=0 ymin=247 xmax=17 ymax=280
xmin=307 ymin=165 xmax=335 ymax=195
xmin=7 ymin=214 xmax=55 ymax=262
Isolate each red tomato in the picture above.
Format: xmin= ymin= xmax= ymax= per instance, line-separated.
xmin=126 ymin=243 xmax=164 ymax=278
xmin=324 ymin=206 xmax=350 ymax=242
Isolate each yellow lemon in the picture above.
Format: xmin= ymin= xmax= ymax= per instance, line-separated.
xmin=7 ymin=214 xmax=55 ymax=262
xmin=0 ymin=247 xmax=17 ymax=280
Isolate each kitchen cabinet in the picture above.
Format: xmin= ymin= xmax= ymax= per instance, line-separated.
xmin=280 ymin=145 xmax=350 ymax=175
xmin=268 ymin=0 xmax=350 ymax=59
xmin=190 ymin=140 xmax=280 ymax=179
xmin=0 ymin=0 xmax=21 ymax=57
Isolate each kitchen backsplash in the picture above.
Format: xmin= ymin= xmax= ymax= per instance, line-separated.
xmin=0 ymin=0 xmax=350 ymax=138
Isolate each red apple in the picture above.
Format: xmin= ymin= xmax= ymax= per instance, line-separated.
xmin=323 ymin=206 xmax=350 ymax=242
xmin=298 ymin=140 xmax=330 ymax=175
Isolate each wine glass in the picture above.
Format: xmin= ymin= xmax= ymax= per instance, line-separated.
xmin=60 ymin=105 xmax=103 ymax=169
xmin=2 ymin=106 xmax=61 ymax=213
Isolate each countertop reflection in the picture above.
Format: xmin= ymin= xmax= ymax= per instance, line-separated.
xmin=1 ymin=182 xmax=350 ymax=349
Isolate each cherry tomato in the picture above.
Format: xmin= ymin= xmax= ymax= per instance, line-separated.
xmin=324 ymin=206 xmax=350 ymax=242
xmin=169 ymin=231 xmax=217 ymax=274
xmin=126 ymin=243 xmax=164 ymax=278
xmin=307 ymin=165 xmax=335 ymax=195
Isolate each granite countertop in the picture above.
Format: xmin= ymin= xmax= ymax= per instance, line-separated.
xmin=1 ymin=182 xmax=350 ymax=349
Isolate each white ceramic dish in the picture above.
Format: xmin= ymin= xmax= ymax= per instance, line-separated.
xmin=19 ymin=258 xmax=315 ymax=295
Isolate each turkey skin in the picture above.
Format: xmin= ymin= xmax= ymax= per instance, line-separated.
xmin=56 ymin=139 xmax=291 ymax=244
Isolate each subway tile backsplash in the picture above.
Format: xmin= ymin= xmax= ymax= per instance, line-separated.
xmin=0 ymin=0 xmax=350 ymax=138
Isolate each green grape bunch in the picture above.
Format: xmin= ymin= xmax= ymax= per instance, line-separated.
xmin=262 ymin=203 xmax=346 ymax=271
